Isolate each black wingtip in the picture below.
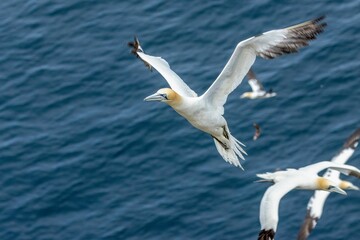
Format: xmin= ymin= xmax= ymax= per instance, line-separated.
xmin=258 ymin=229 xmax=275 ymax=240
xmin=297 ymin=210 xmax=318 ymax=240
xmin=313 ymin=16 xmax=327 ymax=33
xmin=128 ymin=36 xmax=141 ymax=56
xmin=128 ymin=36 xmax=153 ymax=71
xmin=313 ymin=15 xmax=326 ymax=23
xmin=343 ymin=128 xmax=360 ymax=149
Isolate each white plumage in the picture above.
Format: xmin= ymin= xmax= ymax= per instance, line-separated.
xmin=257 ymin=161 xmax=360 ymax=240
xmin=297 ymin=128 xmax=360 ymax=240
xmin=240 ymin=69 xmax=277 ymax=99
xmin=129 ymin=17 xmax=326 ymax=168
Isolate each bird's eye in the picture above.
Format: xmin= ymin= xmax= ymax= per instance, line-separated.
xmin=160 ymin=94 xmax=168 ymax=100
xmin=328 ymin=186 xmax=334 ymax=190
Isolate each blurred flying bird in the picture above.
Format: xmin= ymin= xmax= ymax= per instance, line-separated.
xmin=240 ymin=69 xmax=277 ymax=99
xmin=297 ymin=128 xmax=360 ymax=240
xmin=257 ymin=161 xmax=360 ymax=240
xmin=253 ymin=123 xmax=261 ymax=141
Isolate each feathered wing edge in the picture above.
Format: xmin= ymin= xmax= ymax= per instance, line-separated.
xmin=258 ymin=229 xmax=275 ymax=240
xmin=258 ymin=180 xmax=299 ymax=240
xmin=128 ymin=37 xmax=198 ymax=97
xmin=330 ymin=166 xmax=360 ymax=178
xmin=297 ymin=129 xmax=360 ymax=239
xmin=128 ymin=36 xmax=153 ymax=70
xmin=213 ymin=133 xmax=246 ymax=169
xmin=258 ymin=16 xmax=327 ymax=59
xmin=256 ymin=172 xmax=276 ymax=183
xmin=297 ymin=210 xmax=318 ymax=240
xmin=343 ymin=128 xmax=360 ymax=149
xmin=202 ymin=16 xmax=326 ymax=114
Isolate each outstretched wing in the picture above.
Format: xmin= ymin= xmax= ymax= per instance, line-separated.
xmin=300 ymin=161 xmax=360 ymax=178
xmin=297 ymin=191 xmax=330 ymax=240
xmin=297 ymin=128 xmax=360 ymax=240
xmin=332 ymin=128 xmax=360 ymax=164
xmin=320 ymin=128 xmax=360 ymax=180
xmin=128 ymin=37 xmax=197 ymax=97
xmin=249 ymin=79 xmax=265 ymax=93
xmin=247 ymin=69 xmax=265 ymax=92
xmin=260 ymin=179 xmax=300 ymax=232
xmin=202 ymin=16 xmax=326 ymax=114
xmin=343 ymin=128 xmax=360 ymax=149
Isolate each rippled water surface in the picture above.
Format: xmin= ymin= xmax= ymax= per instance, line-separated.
xmin=0 ymin=0 xmax=359 ymax=239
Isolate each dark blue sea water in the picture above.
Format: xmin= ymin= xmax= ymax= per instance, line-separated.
xmin=0 ymin=0 xmax=359 ymax=239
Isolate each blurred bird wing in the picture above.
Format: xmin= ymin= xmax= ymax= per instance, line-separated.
xmin=343 ymin=128 xmax=360 ymax=149
xmin=246 ymin=68 xmax=257 ymax=80
xmin=129 ymin=38 xmax=198 ymax=97
xmin=202 ymin=16 xmax=326 ymax=114
xmin=248 ymin=78 xmax=265 ymax=92
xmin=297 ymin=190 xmax=330 ymax=240
xmin=260 ymin=179 xmax=300 ymax=231
xmin=331 ymin=128 xmax=360 ymax=165
xmin=300 ymin=161 xmax=360 ymax=177
xmin=247 ymin=69 xmax=265 ymax=92
xmin=297 ymin=129 xmax=360 ymax=240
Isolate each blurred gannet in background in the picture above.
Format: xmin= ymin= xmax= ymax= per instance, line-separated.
xmin=129 ymin=16 xmax=326 ymax=168
xmin=297 ymin=128 xmax=360 ymax=240
xmin=253 ymin=123 xmax=261 ymax=141
xmin=257 ymin=161 xmax=360 ymax=240
xmin=240 ymin=69 xmax=277 ymax=99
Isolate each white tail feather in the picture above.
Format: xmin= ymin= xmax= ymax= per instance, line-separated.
xmin=256 ymin=172 xmax=276 ymax=182
xmin=213 ymin=134 xmax=246 ymax=169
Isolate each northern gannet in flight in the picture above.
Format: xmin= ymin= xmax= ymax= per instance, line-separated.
xmin=257 ymin=161 xmax=360 ymax=240
xmin=297 ymin=128 xmax=360 ymax=240
xmin=240 ymin=69 xmax=277 ymax=99
xmin=129 ymin=16 xmax=326 ymax=168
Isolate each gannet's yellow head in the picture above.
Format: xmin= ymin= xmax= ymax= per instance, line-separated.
xmin=240 ymin=92 xmax=253 ymax=99
xmin=339 ymin=180 xmax=359 ymax=190
xmin=316 ymin=177 xmax=347 ymax=195
xmin=144 ymin=88 xmax=180 ymax=104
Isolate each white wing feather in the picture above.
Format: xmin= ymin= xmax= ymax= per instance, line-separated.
xmin=248 ymin=78 xmax=265 ymax=93
xmin=299 ymin=161 xmax=360 ymax=177
xmin=307 ymin=190 xmax=330 ymax=219
xmin=129 ymin=39 xmax=197 ymax=97
xmin=202 ymin=16 xmax=326 ymax=114
xmin=260 ymin=179 xmax=300 ymax=232
xmin=298 ymin=128 xmax=360 ymax=240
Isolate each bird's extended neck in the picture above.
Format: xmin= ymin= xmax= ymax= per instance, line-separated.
xmin=166 ymin=90 xmax=183 ymax=107
xmin=316 ymin=177 xmax=329 ymax=190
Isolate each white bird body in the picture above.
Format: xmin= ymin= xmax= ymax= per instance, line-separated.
xmin=242 ymin=90 xmax=276 ymax=99
xmin=168 ymin=96 xmax=225 ymax=135
xmin=297 ymin=128 xmax=360 ymax=240
xmin=129 ymin=17 xmax=326 ymax=168
xmin=241 ymin=69 xmax=277 ymax=99
xmin=166 ymin=94 xmax=246 ymax=166
xmin=257 ymin=161 xmax=360 ymax=240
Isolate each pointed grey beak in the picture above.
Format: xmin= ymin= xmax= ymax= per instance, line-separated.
xmin=330 ymin=186 xmax=347 ymax=195
xmin=347 ymin=184 xmax=359 ymax=191
xmin=144 ymin=93 xmax=165 ymax=102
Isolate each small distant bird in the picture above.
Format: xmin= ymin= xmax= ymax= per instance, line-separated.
xmin=240 ymin=69 xmax=277 ymax=99
xmin=297 ymin=128 xmax=360 ymax=240
xmin=256 ymin=161 xmax=360 ymax=240
xmin=253 ymin=123 xmax=261 ymax=141
xmin=129 ymin=16 xmax=326 ymax=169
